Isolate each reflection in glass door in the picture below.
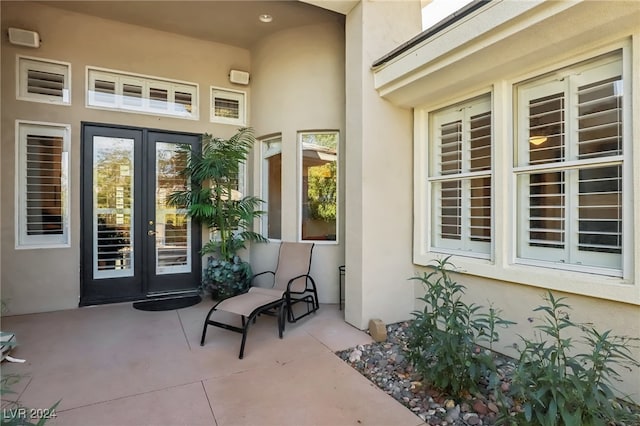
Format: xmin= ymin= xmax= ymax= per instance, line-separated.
xmin=93 ymin=136 xmax=134 ymax=279
xmin=81 ymin=124 xmax=200 ymax=305
xmin=154 ymin=142 xmax=191 ymax=275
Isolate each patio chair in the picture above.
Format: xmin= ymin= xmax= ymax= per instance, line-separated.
xmin=200 ymin=242 xmax=319 ymax=358
xmin=248 ymin=242 xmax=319 ymax=322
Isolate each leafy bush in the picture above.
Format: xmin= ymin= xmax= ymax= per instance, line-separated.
xmin=498 ymin=291 xmax=640 ymax=426
xmin=202 ymin=255 xmax=252 ymax=299
xmin=407 ymin=257 xmax=514 ymax=398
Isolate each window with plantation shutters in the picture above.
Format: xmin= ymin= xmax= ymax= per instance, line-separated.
xmin=17 ymin=56 xmax=70 ymax=105
xmin=87 ymin=67 xmax=198 ymax=119
xmin=516 ymin=51 xmax=623 ymax=272
xmin=429 ymin=95 xmax=492 ymax=257
xmin=211 ymin=87 xmax=246 ymax=125
xmin=16 ymin=121 xmax=70 ymax=248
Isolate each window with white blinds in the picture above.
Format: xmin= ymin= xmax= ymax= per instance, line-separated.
xmin=17 ymin=56 xmax=71 ymax=105
xmin=87 ymin=68 xmax=198 ymax=119
xmin=16 ymin=121 xmax=70 ymax=248
xmin=211 ymin=87 xmax=246 ymax=125
xmin=516 ymin=52 xmax=623 ymax=272
xmin=429 ymin=95 xmax=492 ymax=256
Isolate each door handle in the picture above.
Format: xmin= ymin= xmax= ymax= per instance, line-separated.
xmin=147 ymin=230 xmax=156 ymax=236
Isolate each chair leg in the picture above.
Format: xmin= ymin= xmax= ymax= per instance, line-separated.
xmin=278 ymin=301 xmax=285 ymax=338
xmin=286 ymin=293 xmax=294 ymax=323
xmin=239 ymin=313 xmax=255 ymax=359
xmin=312 ymin=287 xmax=319 ymax=310
xmin=200 ymin=306 xmax=217 ymax=346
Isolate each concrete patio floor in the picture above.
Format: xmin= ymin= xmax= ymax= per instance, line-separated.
xmin=1 ymin=301 xmax=425 ymax=426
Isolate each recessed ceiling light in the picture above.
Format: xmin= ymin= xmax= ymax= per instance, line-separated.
xmin=259 ymin=14 xmax=273 ymax=23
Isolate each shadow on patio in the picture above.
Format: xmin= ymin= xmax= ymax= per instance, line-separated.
xmin=1 ymin=302 xmax=424 ymax=426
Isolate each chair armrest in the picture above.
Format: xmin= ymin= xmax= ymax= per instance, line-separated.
xmin=250 ymin=270 xmax=275 ymax=287
xmin=286 ymin=274 xmax=315 ymax=293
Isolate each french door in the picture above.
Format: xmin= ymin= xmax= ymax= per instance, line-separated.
xmin=81 ymin=123 xmax=201 ymax=305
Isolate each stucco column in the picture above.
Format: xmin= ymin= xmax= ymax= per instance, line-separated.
xmin=344 ymin=0 xmax=422 ymax=329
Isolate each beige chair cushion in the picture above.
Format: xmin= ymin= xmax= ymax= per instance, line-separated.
xmin=216 ymin=292 xmax=282 ymax=317
xmin=272 ymin=242 xmax=314 ymax=293
xmin=248 ymin=287 xmax=284 ymax=298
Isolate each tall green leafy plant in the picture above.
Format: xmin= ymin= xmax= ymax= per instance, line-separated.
xmin=408 ymin=257 xmax=514 ymax=398
xmin=497 ymin=291 xmax=640 ymax=426
xmin=167 ymin=127 xmax=266 ymax=297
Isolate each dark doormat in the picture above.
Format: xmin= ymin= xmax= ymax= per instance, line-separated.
xmin=133 ymin=295 xmax=202 ymax=311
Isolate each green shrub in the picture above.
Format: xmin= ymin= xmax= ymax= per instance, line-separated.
xmin=498 ymin=291 xmax=640 ymax=426
xmin=407 ymin=256 xmax=514 ymax=398
xmin=202 ymin=255 xmax=252 ymax=299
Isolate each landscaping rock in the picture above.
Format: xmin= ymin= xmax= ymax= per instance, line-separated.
xmin=335 ymin=321 xmax=639 ymax=425
xmin=368 ymin=318 xmax=387 ymax=342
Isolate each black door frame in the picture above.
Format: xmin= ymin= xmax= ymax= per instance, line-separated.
xmin=80 ymin=122 xmax=201 ymax=306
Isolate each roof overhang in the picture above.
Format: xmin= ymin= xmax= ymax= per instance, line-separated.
xmin=301 ymin=0 xmax=358 ymax=15
xmin=373 ymin=0 xmax=640 ymax=108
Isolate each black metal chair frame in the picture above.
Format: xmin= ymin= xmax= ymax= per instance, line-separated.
xmin=250 ymin=271 xmax=319 ymax=323
xmin=200 ymin=297 xmax=286 ymax=359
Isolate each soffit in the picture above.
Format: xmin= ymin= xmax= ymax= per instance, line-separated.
xmin=39 ymin=1 xmax=344 ymax=49
xmin=373 ymin=0 xmax=640 ymax=108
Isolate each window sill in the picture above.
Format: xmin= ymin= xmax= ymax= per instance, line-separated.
xmin=16 ymin=243 xmax=71 ymax=250
xmin=413 ymin=251 xmax=638 ymax=305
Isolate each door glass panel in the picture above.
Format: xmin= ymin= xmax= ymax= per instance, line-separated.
xmin=155 ymin=142 xmax=191 ymax=275
xmin=93 ymin=136 xmax=134 ymax=278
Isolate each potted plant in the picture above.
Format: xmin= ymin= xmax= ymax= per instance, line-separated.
xmin=167 ymin=127 xmax=266 ymax=299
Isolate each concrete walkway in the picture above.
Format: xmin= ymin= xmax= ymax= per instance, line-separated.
xmin=1 ymin=302 xmax=425 ymax=426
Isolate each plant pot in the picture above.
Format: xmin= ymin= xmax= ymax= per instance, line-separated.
xmin=203 ymin=256 xmax=252 ymax=300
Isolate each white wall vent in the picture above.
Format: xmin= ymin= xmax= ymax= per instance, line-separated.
xmin=229 ymin=70 xmax=250 ymax=85
xmin=9 ymin=28 xmax=40 ymax=48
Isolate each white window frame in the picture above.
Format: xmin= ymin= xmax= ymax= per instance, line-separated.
xmin=16 ymin=55 xmax=71 ymax=105
xmin=428 ymin=95 xmax=493 ymax=259
xmin=414 ymin=41 xmax=636 ymax=304
xmin=86 ymin=67 xmax=199 ymax=120
xmin=260 ymin=135 xmax=283 ymax=241
xmin=210 ymin=86 xmax=246 ymax=125
xmin=15 ymin=120 xmax=71 ymax=249
xmin=514 ymin=52 xmax=626 ymax=276
xmin=298 ymin=130 xmax=339 ymax=244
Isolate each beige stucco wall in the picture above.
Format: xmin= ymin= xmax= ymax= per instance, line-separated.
xmin=373 ymin=0 xmax=640 ymax=398
xmin=344 ymin=0 xmax=422 ymax=329
xmin=1 ymin=2 xmax=251 ymax=314
xmin=249 ymin=20 xmax=346 ymax=303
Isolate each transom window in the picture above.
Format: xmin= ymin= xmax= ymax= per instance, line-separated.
xmin=87 ymin=67 xmax=198 ymax=119
xmin=515 ymin=51 xmax=624 ymax=273
xmin=210 ymin=87 xmax=246 ymax=126
xmin=17 ymin=56 xmax=71 ymax=105
xmin=429 ymin=95 xmax=492 ymax=257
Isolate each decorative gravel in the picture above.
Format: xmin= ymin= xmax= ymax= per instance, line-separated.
xmin=336 ymin=321 xmax=640 ymax=426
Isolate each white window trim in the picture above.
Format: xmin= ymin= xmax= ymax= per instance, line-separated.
xmin=85 ymin=66 xmax=199 ymax=120
xmin=15 ymin=120 xmax=71 ymax=249
xmin=210 ymin=86 xmax=247 ymax=126
xmin=297 ymin=130 xmax=339 ymax=245
xmin=16 ymin=55 xmax=71 ymax=105
xmin=428 ymin=95 xmax=493 ymax=258
xmin=414 ymin=41 xmax=638 ymax=305
xmin=260 ymin=135 xmax=283 ymax=242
